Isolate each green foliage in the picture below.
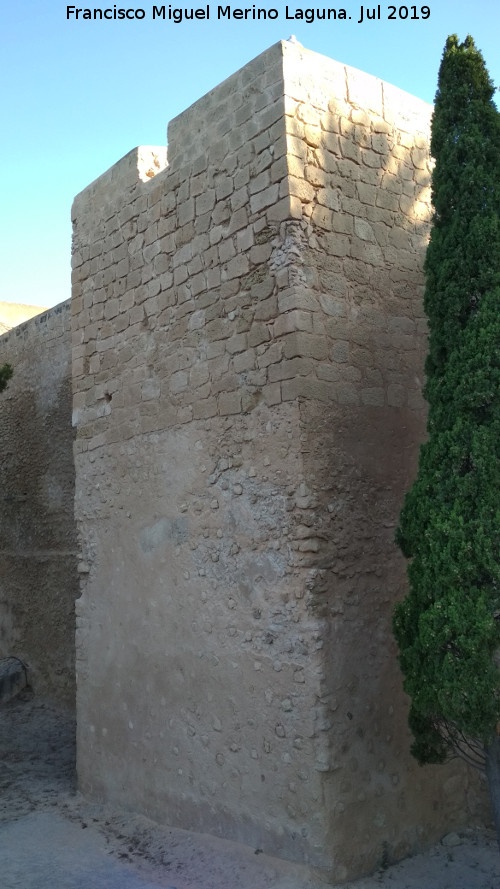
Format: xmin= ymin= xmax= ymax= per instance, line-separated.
xmin=393 ymin=35 xmax=500 ymax=763
xmin=0 ymin=363 xmax=13 ymax=394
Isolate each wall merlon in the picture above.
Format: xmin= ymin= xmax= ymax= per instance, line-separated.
xmin=166 ymin=42 xmax=285 ymax=171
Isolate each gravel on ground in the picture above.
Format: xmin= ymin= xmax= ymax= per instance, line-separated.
xmin=0 ymin=692 xmax=498 ymax=889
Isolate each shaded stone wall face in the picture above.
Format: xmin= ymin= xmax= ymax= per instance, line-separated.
xmin=0 ymin=302 xmax=78 ymax=707
xmin=71 ymin=42 xmax=489 ymax=882
xmin=277 ymin=46 xmax=480 ymax=876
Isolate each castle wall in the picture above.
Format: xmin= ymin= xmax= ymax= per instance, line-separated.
xmin=0 ymin=301 xmax=78 ymax=707
xmin=71 ymin=42 xmax=488 ymax=881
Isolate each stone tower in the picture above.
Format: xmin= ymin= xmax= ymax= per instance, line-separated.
xmin=71 ymin=41 xmax=485 ymax=881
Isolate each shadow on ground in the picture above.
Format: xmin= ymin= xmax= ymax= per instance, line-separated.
xmin=0 ymin=692 xmax=498 ymax=889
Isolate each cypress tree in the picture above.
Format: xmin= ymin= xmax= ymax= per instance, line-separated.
xmin=393 ymin=35 xmax=500 ymax=839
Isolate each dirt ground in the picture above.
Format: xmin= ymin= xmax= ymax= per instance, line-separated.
xmin=0 ymin=692 xmax=499 ymax=889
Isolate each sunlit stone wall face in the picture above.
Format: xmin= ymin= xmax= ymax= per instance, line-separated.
xmin=71 ymin=41 xmax=488 ymax=883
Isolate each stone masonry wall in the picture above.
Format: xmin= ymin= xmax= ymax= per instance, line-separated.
xmin=0 ymin=301 xmax=78 ymax=707
xmin=72 ymin=42 xmax=489 ymax=882
xmin=276 ymin=44 xmax=488 ymax=875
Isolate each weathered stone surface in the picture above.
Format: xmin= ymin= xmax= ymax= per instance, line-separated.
xmin=0 ymin=657 xmax=27 ymax=704
xmin=0 ymin=303 xmax=78 ymax=708
xmin=0 ymin=39 xmax=488 ymax=887
xmin=69 ymin=41 xmax=489 ymax=883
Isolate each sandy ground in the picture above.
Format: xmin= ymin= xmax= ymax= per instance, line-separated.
xmin=0 ymin=692 xmax=499 ymax=889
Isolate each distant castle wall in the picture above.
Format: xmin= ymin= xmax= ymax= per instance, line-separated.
xmin=0 ymin=301 xmax=78 ymax=707
xmin=0 ymin=300 xmax=49 ymax=335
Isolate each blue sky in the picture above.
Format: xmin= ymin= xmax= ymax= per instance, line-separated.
xmin=1 ymin=0 xmax=499 ymax=308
